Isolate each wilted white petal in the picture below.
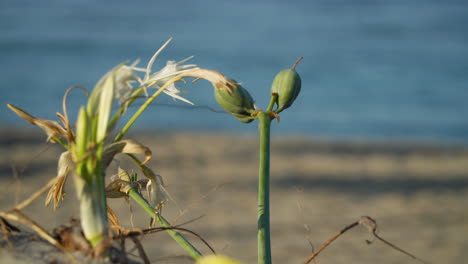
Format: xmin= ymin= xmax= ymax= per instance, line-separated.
xmin=106 ymin=39 xmax=199 ymax=103
xmin=145 ymin=38 xmax=173 ymax=82
xmin=143 ymin=60 xmax=197 ymax=104
xmin=148 ymin=59 xmax=197 ymax=82
xmin=151 ymin=60 xmax=178 ymax=79
xmin=138 ymin=165 xmax=169 ymax=210
xmin=115 ymin=61 xmax=140 ymax=103
xmin=176 ymin=55 xmax=195 ymax=66
xmin=146 ymin=174 xmax=169 ymax=210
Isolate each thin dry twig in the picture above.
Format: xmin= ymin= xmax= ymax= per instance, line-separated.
xmin=359 ymin=216 xmax=430 ymax=264
xmin=304 ymin=216 xmax=430 ymax=264
xmin=17 ymin=144 xmax=53 ymax=175
xmin=0 ymin=210 xmax=78 ymax=263
xmin=13 ymin=177 xmax=56 ymax=211
xmin=1 ymin=210 xmax=62 ymax=249
xmin=294 ymin=187 xmax=315 ymax=259
xmin=0 ymin=216 xmax=20 ymax=233
xmin=119 ymin=236 xmax=128 ymax=264
xmin=0 ymin=223 xmax=13 ymax=248
xmin=108 ymin=213 xmax=209 ymax=263
xmin=61 ymin=85 xmax=89 ymax=142
xmin=113 ymin=224 xmax=216 ymax=255
xmin=172 ymin=183 xmax=223 ymax=224
xmin=0 ymin=171 xmax=78 ymax=263
xmin=11 ymin=144 xmax=52 ymax=205
xmin=11 ymin=165 xmax=22 ymax=207
xmin=303 ymin=220 xmax=359 ymax=263
xmin=107 ymin=209 xmax=150 ymax=264
xmin=130 ymin=236 xmax=151 ymax=264
xmin=0 ymin=216 xmax=20 ymax=248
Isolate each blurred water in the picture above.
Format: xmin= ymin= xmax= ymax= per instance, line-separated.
xmin=1 ymin=0 xmax=467 ymax=143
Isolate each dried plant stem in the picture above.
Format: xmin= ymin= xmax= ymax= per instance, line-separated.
xmin=0 ymin=210 xmax=77 ymax=263
xmin=0 ymin=177 xmax=78 ymax=262
xmin=126 ymin=187 xmax=202 ymax=260
xmin=0 ymin=210 xmax=61 ymax=249
xmin=130 ymin=236 xmax=151 ymax=264
xmin=114 ymin=225 xmax=215 ymax=255
xmin=13 ymin=177 xmax=56 ymax=211
xmin=304 ymin=221 xmax=359 ymax=264
xmin=373 ymin=232 xmax=429 ymax=264
xmin=172 ymin=184 xmax=223 ymax=225
xmin=304 ymin=216 xmax=429 ymax=264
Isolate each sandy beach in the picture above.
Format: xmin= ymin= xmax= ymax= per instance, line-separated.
xmin=1 ymin=128 xmax=467 ymax=263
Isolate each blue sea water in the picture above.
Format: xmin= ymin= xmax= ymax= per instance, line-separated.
xmin=1 ymin=0 xmax=467 ymax=143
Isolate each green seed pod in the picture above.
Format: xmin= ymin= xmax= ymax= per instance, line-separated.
xmin=214 ymin=80 xmax=257 ymax=123
xmin=271 ymin=57 xmax=303 ymax=113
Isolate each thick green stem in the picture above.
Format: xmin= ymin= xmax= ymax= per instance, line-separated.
xmin=258 ymin=112 xmax=273 ymax=264
xmin=80 ymin=144 xmax=109 ymax=248
xmin=127 ymin=188 xmax=202 ymax=260
xmin=76 ymin=173 xmax=108 ymax=248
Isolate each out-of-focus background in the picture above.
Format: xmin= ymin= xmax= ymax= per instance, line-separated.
xmin=1 ymin=1 xmax=467 ymax=263
xmin=1 ymin=0 xmax=468 ymax=142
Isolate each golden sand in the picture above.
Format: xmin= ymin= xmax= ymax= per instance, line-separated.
xmin=1 ymin=129 xmax=467 ymax=263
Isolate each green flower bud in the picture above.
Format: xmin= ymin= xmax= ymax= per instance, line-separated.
xmin=74 ymin=106 xmax=89 ymax=161
xmin=271 ymin=57 xmax=303 ymax=113
xmin=214 ymin=80 xmax=257 ymax=123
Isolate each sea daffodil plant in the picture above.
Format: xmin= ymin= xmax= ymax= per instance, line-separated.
xmin=8 ymin=37 xmax=304 ymax=263
xmin=7 ymin=38 xmax=242 ymax=259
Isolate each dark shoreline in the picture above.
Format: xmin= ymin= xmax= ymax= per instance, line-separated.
xmin=2 ymin=127 xmax=467 ymax=154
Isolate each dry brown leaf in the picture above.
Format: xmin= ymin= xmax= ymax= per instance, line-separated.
xmin=56 ymin=112 xmax=75 ymax=142
xmin=7 ymin=104 xmax=67 ymax=142
xmin=45 ymin=151 xmax=73 ymax=210
xmin=102 ymin=139 xmax=152 ymax=169
xmin=107 ymin=206 xmax=120 ymax=231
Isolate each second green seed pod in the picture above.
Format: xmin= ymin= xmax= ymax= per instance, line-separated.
xmin=270 ymin=57 xmax=302 ymax=113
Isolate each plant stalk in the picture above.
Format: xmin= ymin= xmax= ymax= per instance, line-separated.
xmin=79 ymin=179 xmax=107 ymax=247
xmin=258 ymin=111 xmax=273 ymax=264
xmin=75 ymin=167 xmax=108 ymax=248
xmin=127 ymin=187 xmax=202 ymax=260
